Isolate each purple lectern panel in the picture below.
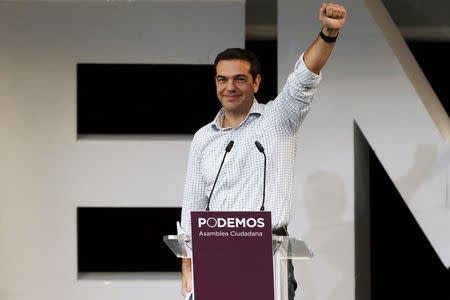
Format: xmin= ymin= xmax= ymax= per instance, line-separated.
xmin=191 ymin=211 xmax=274 ymax=300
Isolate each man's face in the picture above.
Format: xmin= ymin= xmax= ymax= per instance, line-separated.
xmin=215 ymin=59 xmax=261 ymax=116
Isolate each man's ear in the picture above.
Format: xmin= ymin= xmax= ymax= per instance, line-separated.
xmin=253 ymin=74 xmax=262 ymax=93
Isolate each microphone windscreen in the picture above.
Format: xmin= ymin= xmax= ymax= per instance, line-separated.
xmin=225 ymin=140 xmax=234 ymax=152
xmin=255 ymin=141 xmax=264 ymax=153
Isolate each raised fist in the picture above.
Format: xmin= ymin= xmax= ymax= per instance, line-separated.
xmin=320 ymin=3 xmax=347 ymax=32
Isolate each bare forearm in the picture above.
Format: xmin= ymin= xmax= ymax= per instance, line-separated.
xmin=181 ymin=258 xmax=192 ymax=297
xmin=182 ymin=258 xmax=191 ymax=273
xmin=304 ymin=3 xmax=347 ymax=74
xmin=304 ymin=28 xmax=338 ymax=74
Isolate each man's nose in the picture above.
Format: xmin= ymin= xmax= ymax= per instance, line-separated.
xmin=225 ymin=79 xmax=237 ymax=91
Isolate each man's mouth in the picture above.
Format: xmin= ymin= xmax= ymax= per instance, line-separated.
xmin=224 ymin=94 xmax=241 ymax=100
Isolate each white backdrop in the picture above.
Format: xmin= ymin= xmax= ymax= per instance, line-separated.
xmin=0 ymin=2 xmax=244 ymax=300
xmin=279 ymin=1 xmax=449 ymax=299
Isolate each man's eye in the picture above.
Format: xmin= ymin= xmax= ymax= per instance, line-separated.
xmin=217 ymin=78 xmax=227 ymax=83
xmin=236 ymin=78 xmax=246 ymax=83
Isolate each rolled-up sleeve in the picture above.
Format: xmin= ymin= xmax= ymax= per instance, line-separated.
xmin=270 ymin=53 xmax=321 ymax=135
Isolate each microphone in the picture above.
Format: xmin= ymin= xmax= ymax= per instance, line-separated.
xmin=255 ymin=141 xmax=267 ymax=211
xmin=205 ymin=140 xmax=234 ymax=211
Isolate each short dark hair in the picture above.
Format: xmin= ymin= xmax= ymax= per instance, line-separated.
xmin=214 ymin=48 xmax=260 ymax=81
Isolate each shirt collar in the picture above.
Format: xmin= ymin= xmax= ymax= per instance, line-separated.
xmin=211 ymin=99 xmax=264 ymax=130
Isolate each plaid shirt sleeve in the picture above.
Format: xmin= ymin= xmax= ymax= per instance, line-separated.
xmin=180 ymin=131 xmax=208 ymax=235
xmin=269 ymin=53 xmax=321 ymax=135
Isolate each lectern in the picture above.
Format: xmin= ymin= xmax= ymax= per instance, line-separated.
xmin=164 ymin=211 xmax=313 ymax=300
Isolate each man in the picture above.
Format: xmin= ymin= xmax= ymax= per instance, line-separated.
xmin=180 ymin=2 xmax=347 ymax=299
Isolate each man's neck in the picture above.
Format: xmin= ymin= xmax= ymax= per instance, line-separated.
xmin=222 ymin=111 xmax=248 ymax=129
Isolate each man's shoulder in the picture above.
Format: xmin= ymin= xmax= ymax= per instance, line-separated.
xmin=186 ymin=122 xmax=217 ymax=158
xmin=193 ymin=122 xmax=214 ymax=138
xmin=191 ymin=122 xmax=215 ymax=147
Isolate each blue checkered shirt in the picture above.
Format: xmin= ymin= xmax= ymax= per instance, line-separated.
xmin=181 ymin=54 xmax=321 ymax=235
